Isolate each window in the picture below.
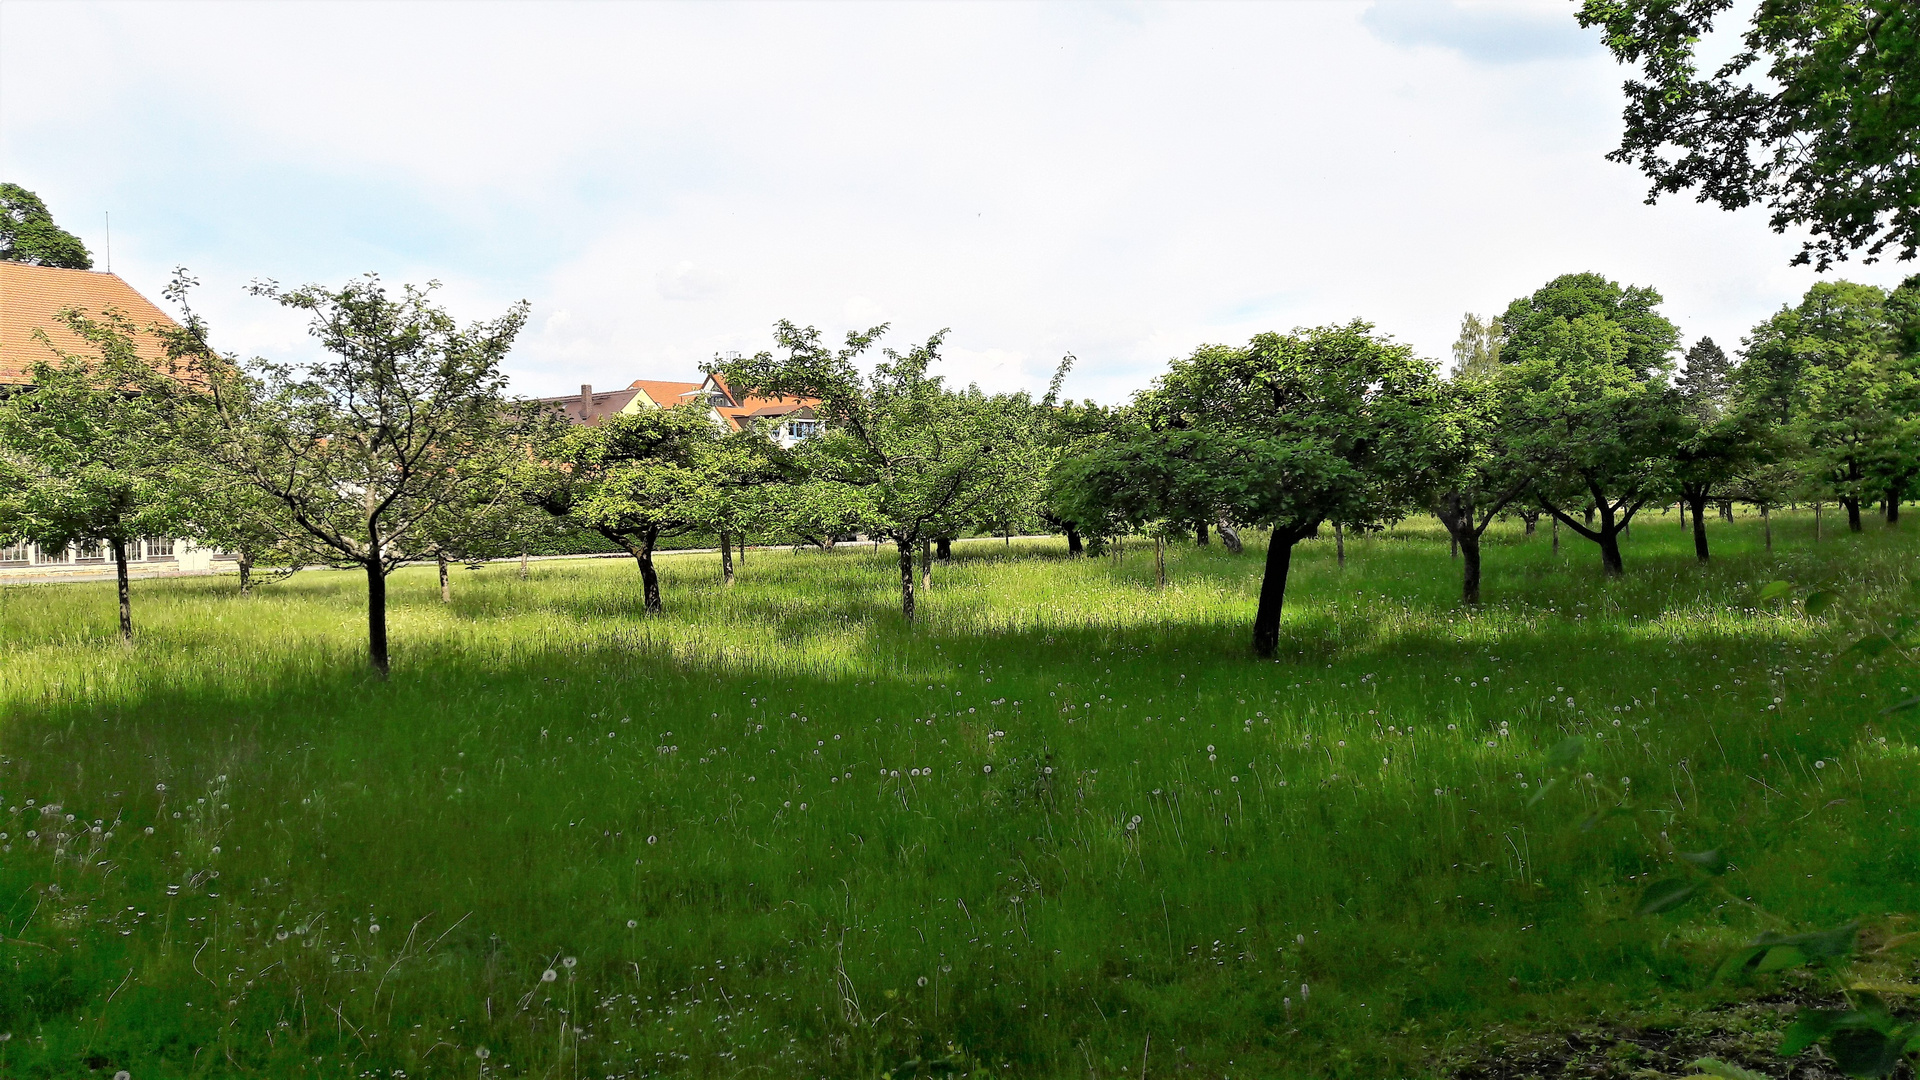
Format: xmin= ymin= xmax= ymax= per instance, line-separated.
xmin=0 ymin=542 xmax=28 ymax=564
xmin=786 ymin=420 xmax=818 ymax=439
xmin=145 ymin=537 xmax=176 ymax=559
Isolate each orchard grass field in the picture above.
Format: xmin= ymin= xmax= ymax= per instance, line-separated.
xmin=1 ymin=513 xmax=1916 ymax=1079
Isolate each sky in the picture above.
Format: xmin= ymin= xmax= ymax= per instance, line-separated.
xmin=3 ymin=0 xmax=1912 ymax=404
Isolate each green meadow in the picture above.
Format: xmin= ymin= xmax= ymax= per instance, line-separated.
xmin=0 ymin=513 xmax=1914 ymax=1078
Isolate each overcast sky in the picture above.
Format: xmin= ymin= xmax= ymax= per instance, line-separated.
xmin=3 ymin=1 xmax=1911 ymax=403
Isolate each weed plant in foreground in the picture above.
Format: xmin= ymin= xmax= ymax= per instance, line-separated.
xmin=0 ymin=513 xmax=1914 ymax=1078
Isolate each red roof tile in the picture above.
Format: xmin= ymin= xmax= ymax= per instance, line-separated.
xmin=0 ymin=263 xmax=181 ymax=385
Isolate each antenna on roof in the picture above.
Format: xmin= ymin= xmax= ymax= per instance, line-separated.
xmin=103 ymin=212 xmax=111 ymax=273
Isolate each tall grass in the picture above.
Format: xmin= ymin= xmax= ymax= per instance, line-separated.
xmin=0 ymin=512 xmax=1914 ymax=1078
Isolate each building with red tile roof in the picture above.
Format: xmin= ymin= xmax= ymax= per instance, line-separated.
xmin=536 ymin=372 xmax=822 ymax=445
xmin=0 ymin=262 xmax=180 ymax=385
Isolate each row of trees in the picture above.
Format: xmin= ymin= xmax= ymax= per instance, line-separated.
xmin=1 ymin=268 xmax=1915 ymax=670
xmin=1049 ymin=271 xmax=1919 ymax=655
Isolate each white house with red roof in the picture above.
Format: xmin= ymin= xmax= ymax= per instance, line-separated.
xmin=534 ymin=372 xmax=821 ymax=447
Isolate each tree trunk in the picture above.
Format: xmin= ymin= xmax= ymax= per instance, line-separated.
xmin=1889 ymin=491 xmax=1901 ymax=526
xmin=438 ymin=550 xmax=451 ymax=602
xmin=1335 ymin=522 xmax=1346 ymax=568
xmin=622 ymin=528 xmax=662 ymax=614
xmin=1250 ymin=531 xmax=1298 ymax=659
xmin=1762 ymin=505 xmax=1773 ymax=551
xmin=936 ymin=537 xmax=951 ymax=561
xmin=820 ymin=534 xmax=836 ymax=551
xmin=238 ymin=551 xmax=254 ymax=594
xmin=111 ymin=536 xmax=132 ymax=643
xmin=366 ymin=560 xmax=390 ymax=676
xmin=519 ymin=550 xmax=529 ymax=580
xmin=1066 ymin=527 xmax=1083 ymax=556
xmin=1552 ymin=516 xmax=1559 ymax=553
xmin=1154 ymin=535 xmax=1166 ymax=588
xmin=1597 ymin=528 xmax=1624 ymax=576
xmin=1461 ymin=530 xmax=1482 ymax=605
xmin=921 ymin=537 xmax=932 ymax=592
xmin=1719 ymin=499 xmax=1733 ymax=523
xmin=897 ymin=538 xmax=917 ymax=624
xmin=1843 ymin=496 xmax=1862 ymax=533
xmin=1520 ymin=509 xmax=1538 ymax=535
xmin=1216 ymin=518 xmax=1243 ymax=553
xmin=1450 ymin=531 xmax=1458 ymax=559
xmin=1196 ymin=520 xmax=1209 ymax=546
xmin=1814 ymin=503 xmax=1823 ymax=541
xmin=720 ymin=530 xmax=735 ymax=586
xmin=1687 ymin=493 xmax=1710 ymax=563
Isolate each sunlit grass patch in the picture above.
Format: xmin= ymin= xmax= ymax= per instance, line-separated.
xmin=0 ymin=511 xmax=1914 ymax=1077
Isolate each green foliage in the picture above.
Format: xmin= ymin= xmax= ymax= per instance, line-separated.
xmin=1058 ymin=321 xmax=1436 ymax=654
xmin=1738 ymin=279 xmax=1919 ymax=529
xmin=1500 ymin=272 xmax=1685 ymax=573
xmin=1449 ymin=312 xmax=1503 ymax=378
xmin=169 ymin=272 xmax=527 ymax=672
xmin=0 ymin=182 xmax=92 ymax=269
xmin=1577 ymin=0 xmax=1920 ymax=270
xmin=717 ymin=322 xmax=1027 ymax=621
xmin=517 ymin=404 xmax=765 ymax=612
xmin=0 ymin=307 xmax=188 ymax=638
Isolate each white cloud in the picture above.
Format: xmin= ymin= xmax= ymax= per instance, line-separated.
xmin=3 ymin=0 xmax=1909 ymax=406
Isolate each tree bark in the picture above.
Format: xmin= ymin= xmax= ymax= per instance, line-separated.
xmin=438 ymin=550 xmax=451 ymax=602
xmin=1250 ymin=530 xmax=1299 ymax=659
xmin=1154 ymin=535 xmax=1166 ymax=588
xmin=1461 ymin=531 xmax=1482 ymax=605
xmin=238 ymin=551 xmax=254 ymax=594
xmin=1687 ymin=492 xmax=1710 ymax=563
xmin=1450 ymin=531 xmax=1458 ymax=559
xmin=1520 ymin=509 xmax=1538 ymax=535
xmin=639 ymin=529 xmax=662 ymax=613
xmin=897 ymin=538 xmax=917 ymax=624
xmin=1597 ymin=528 xmax=1624 ymax=576
xmin=921 ymin=537 xmax=932 ymax=592
xmin=1889 ymin=491 xmax=1901 ymax=526
xmin=111 ymin=536 xmax=132 ymax=643
xmin=1216 ymin=518 xmax=1243 ymax=554
xmin=1719 ymin=499 xmax=1733 ymax=523
xmin=1762 ymin=505 xmax=1772 ymax=551
xmin=936 ymin=537 xmax=951 ymax=561
xmin=1065 ymin=527 xmax=1083 ymax=556
xmin=720 ymin=530 xmax=735 ymax=586
xmin=519 ymin=550 xmax=529 ymax=580
xmin=1335 ymin=522 xmax=1346 ymax=568
xmin=1814 ymin=503 xmax=1823 ymax=541
xmin=1551 ymin=516 xmax=1559 ymax=553
xmin=366 ymin=560 xmax=390 ymax=676
xmin=1196 ymin=520 xmax=1209 ymax=546
xmin=1843 ymin=496 xmax=1862 ymax=533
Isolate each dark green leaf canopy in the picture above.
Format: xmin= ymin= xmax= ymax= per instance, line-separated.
xmin=0 ymin=183 xmax=93 ymax=269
